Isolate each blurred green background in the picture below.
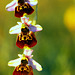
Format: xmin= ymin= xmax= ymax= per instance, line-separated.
xmin=0 ymin=0 xmax=75 ymax=75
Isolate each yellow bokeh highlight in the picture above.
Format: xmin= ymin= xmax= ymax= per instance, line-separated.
xmin=63 ymin=72 xmax=71 ymax=75
xmin=64 ymin=6 xmax=75 ymax=31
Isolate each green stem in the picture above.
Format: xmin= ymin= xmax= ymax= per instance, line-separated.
xmin=34 ymin=4 xmax=38 ymax=24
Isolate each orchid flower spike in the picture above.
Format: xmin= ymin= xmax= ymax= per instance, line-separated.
xmin=6 ymin=0 xmax=38 ymax=11
xmin=8 ymin=48 xmax=42 ymax=71
xmin=9 ymin=17 xmax=43 ymax=34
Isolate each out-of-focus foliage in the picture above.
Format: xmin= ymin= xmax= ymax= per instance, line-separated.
xmin=0 ymin=0 xmax=75 ymax=75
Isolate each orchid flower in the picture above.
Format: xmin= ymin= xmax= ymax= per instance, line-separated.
xmin=9 ymin=53 xmax=33 ymax=75
xmin=8 ymin=48 xmax=42 ymax=71
xmin=9 ymin=17 xmax=43 ymax=34
xmin=6 ymin=0 xmax=38 ymax=11
xmin=9 ymin=17 xmax=43 ymax=49
xmin=9 ymin=17 xmax=42 ymax=49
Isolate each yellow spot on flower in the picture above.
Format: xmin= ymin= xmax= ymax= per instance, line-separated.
xmin=21 ymin=56 xmax=28 ymax=61
xmin=24 ymin=46 xmax=31 ymax=50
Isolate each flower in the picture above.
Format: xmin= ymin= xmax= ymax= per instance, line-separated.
xmin=9 ymin=55 xmax=33 ymax=75
xmin=9 ymin=17 xmax=42 ymax=49
xmin=8 ymin=48 xmax=42 ymax=71
xmin=6 ymin=0 xmax=38 ymax=11
xmin=6 ymin=0 xmax=38 ymax=18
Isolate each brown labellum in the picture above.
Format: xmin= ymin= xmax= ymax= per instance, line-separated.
xmin=13 ymin=59 xmax=33 ymax=75
xmin=13 ymin=66 xmax=33 ymax=75
xmin=15 ymin=3 xmax=34 ymax=18
xmin=16 ymin=31 xmax=37 ymax=49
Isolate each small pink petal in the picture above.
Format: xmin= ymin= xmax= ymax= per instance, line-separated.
xmin=28 ymin=25 xmax=43 ymax=32
xmin=21 ymin=17 xmax=30 ymax=26
xmin=28 ymin=58 xmax=42 ymax=71
xmin=23 ymin=49 xmax=33 ymax=57
xmin=6 ymin=0 xmax=18 ymax=11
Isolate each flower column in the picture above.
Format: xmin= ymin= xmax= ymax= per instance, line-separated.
xmin=6 ymin=0 xmax=43 ymax=75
